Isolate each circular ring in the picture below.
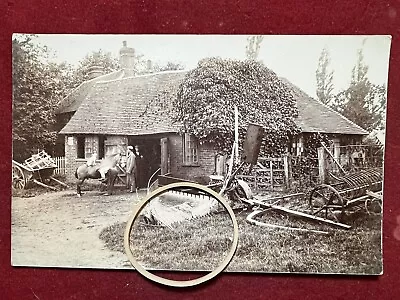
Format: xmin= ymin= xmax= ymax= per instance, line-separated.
xmin=124 ymin=182 xmax=239 ymax=287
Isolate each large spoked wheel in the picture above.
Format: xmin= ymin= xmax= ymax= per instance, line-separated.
xmin=309 ymin=184 xmax=344 ymax=221
xmin=12 ymin=165 xmax=26 ymax=190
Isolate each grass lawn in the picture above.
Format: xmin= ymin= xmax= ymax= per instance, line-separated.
xmin=99 ymin=193 xmax=382 ymax=275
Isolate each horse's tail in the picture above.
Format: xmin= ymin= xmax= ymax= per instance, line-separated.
xmin=75 ymin=168 xmax=78 ymax=179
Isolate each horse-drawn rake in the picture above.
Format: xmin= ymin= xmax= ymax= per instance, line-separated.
xmin=308 ymin=168 xmax=383 ymax=222
xmin=241 ymin=168 xmax=383 ymax=231
xmin=141 ymin=163 xmax=383 ymax=231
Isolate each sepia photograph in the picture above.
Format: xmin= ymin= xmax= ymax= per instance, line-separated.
xmin=11 ymin=34 xmax=390 ymax=274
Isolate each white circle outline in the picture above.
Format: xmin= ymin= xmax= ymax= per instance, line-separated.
xmin=124 ymin=182 xmax=239 ymax=287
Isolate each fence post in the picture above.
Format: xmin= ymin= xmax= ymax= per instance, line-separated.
xmin=333 ymin=139 xmax=340 ymax=172
xmin=317 ymin=147 xmax=326 ymax=183
xmin=254 ymin=171 xmax=258 ymax=192
xmin=283 ymin=155 xmax=291 ymax=190
xmin=270 ymin=160 xmax=273 ymax=190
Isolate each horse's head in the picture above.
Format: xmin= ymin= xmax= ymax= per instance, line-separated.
xmin=107 ymin=152 xmax=122 ymax=166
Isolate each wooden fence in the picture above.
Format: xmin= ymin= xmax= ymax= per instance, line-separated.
xmin=236 ymin=144 xmax=384 ymax=191
xmin=54 ymin=156 xmax=66 ymax=175
xmin=237 ymin=156 xmax=291 ymax=191
xmin=318 ymin=144 xmax=383 ymax=182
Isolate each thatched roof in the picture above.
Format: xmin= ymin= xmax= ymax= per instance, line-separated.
xmin=59 ymin=70 xmax=367 ymax=136
xmin=56 ymin=70 xmax=125 ymax=114
xmin=59 ymin=71 xmax=185 ymax=135
xmin=281 ymin=78 xmax=367 ymax=135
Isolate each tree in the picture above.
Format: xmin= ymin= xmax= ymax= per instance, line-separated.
xmin=12 ymin=36 xmax=70 ymax=161
xmin=143 ymin=60 xmax=185 ymax=73
xmin=173 ymin=57 xmax=300 ymax=156
xmin=316 ymin=48 xmax=334 ymax=105
xmin=245 ymin=35 xmax=264 ymax=60
xmin=369 ymin=84 xmax=387 ymax=130
xmin=69 ymin=50 xmax=120 ymax=89
xmin=332 ymin=49 xmax=386 ymax=131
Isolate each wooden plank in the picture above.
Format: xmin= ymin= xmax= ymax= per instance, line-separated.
xmin=321 ymin=142 xmax=346 ymax=174
xmin=257 ymin=169 xmax=285 ymax=173
xmin=318 ymin=147 xmax=326 ymax=183
xmin=32 ymin=179 xmax=57 ymax=191
xmin=284 ymin=155 xmax=291 ymax=190
xmin=236 ymin=175 xmax=254 ymax=179
xmin=12 ymin=160 xmax=33 ymax=172
xmin=160 ymin=138 xmax=169 ymax=175
xmin=256 ymin=183 xmax=272 ymax=187
xmin=259 ymin=157 xmax=283 ymax=162
xmin=269 ymin=160 xmax=273 ymax=189
xmin=49 ymin=176 xmax=68 ymax=187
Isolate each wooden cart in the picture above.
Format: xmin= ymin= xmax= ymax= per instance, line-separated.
xmin=12 ymin=151 xmax=67 ymax=190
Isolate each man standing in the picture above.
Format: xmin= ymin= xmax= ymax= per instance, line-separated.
xmin=134 ymin=145 xmax=144 ymax=188
xmin=126 ymin=145 xmax=136 ymax=193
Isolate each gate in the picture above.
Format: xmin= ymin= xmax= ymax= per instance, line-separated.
xmin=237 ymin=156 xmax=291 ymax=191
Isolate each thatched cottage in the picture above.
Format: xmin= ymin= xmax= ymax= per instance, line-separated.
xmin=56 ymin=42 xmax=367 ymax=185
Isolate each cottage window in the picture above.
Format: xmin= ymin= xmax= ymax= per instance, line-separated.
xmin=77 ymin=136 xmax=85 ymax=159
xmin=85 ymin=136 xmax=97 ymax=159
xmin=183 ymin=133 xmax=199 ymax=165
xmin=76 ymin=136 xmax=98 ymax=159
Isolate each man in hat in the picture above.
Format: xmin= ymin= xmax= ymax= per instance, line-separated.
xmin=134 ymin=145 xmax=144 ymax=188
xmin=126 ymin=145 xmax=136 ymax=192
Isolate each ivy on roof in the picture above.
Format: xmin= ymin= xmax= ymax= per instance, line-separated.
xmin=173 ymin=57 xmax=301 ymax=156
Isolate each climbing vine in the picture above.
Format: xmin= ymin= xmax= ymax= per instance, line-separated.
xmin=172 ymin=57 xmax=301 ymax=156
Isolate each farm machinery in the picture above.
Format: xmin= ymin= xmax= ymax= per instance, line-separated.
xmin=308 ymin=168 xmax=382 ymax=221
xmin=143 ymin=121 xmax=383 ymax=231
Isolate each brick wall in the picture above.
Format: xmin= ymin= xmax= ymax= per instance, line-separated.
xmin=64 ymin=133 xmax=218 ymax=184
xmin=64 ymin=134 xmax=126 ymax=182
xmin=169 ymin=134 xmax=217 ymax=184
xmin=64 ymin=135 xmax=83 ymax=181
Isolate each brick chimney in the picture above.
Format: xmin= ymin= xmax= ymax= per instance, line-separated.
xmin=119 ymin=41 xmax=136 ymax=77
xmin=146 ymin=59 xmax=153 ymax=73
xmin=86 ymin=65 xmax=104 ymax=80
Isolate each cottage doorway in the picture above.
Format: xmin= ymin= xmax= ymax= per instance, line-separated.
xmin=127 ymin=137 xmax=161 ymax=188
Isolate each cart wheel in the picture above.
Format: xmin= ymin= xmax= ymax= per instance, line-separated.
xmin=365 ymin=198 xmax=382 ymax=215
xmin=12 ymin=165 xmax=26 ymax=190
xmin=309 ymin=184 xmax=344 ymax=221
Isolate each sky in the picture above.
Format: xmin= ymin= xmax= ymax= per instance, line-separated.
xmin=22 ymin=34 xmax=392 ymax=98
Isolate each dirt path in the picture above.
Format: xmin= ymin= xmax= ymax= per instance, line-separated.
xmin=11 ymin=189 xmax=144 ymax=269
